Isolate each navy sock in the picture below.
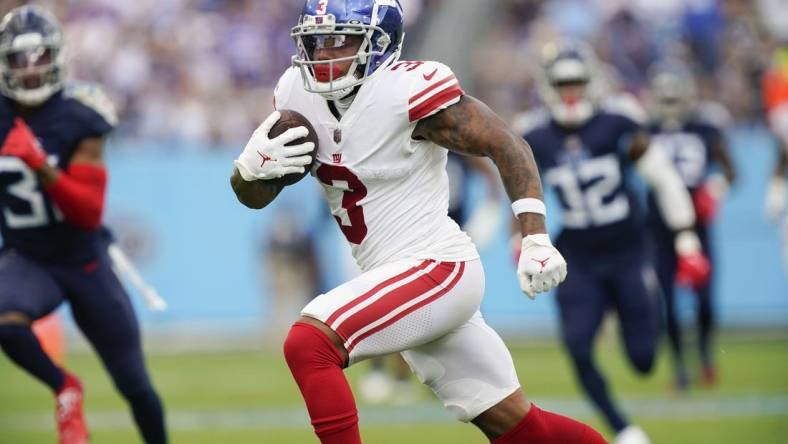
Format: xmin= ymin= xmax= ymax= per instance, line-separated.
xmin=102 ymin=356 xmax=167 ymax=444
xmin=571 ymin=352 xmax=628 ymax=432
xmin=125 ymin=388 xmax=167 ymax=444
xmin=0 ymin=323 xmax=65 ymax=391
xmin=697 ymin=284 xmax=714 ymax=367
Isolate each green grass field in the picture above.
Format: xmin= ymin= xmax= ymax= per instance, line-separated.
xmin=1 ymin=334 xmax=786 ymax=443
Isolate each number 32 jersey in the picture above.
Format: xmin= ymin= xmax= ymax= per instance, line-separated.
xmin=520 ymin=102 xmax=647 ymax=257
xmin=0 ymin=83 xmax=116 ymax=263
xmin=274 ymin=61 xmax=479 ymax=271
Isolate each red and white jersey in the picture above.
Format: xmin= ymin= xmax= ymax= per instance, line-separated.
xmin=274 ymin=60 xmax=479 ymax=271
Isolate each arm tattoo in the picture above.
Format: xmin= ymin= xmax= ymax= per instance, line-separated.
xmin=414 ymin=95 xmax=546 ymax=234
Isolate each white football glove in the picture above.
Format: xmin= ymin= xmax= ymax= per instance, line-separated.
xmin=517 ymin=233 xmax=568 ymax=299
xmin=234 ymin=111 xmax=315 ymax=181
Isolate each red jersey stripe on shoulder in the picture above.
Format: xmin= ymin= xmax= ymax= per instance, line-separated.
xmin=408 ymin=74 xmax=457 ymax=105
xmin=408 ymin=86 xmax=464 ymax=122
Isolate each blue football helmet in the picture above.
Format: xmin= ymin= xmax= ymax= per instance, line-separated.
xmin=0 ymin=5 xmax=65 ymax=106
xmin=291 ymin=0 xmax=404 ymax=100
xmin=538 ymin=41 xmax=599 ymax=127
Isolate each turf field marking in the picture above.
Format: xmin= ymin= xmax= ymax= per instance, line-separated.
xmin=2 ymin=394 xmax=787 ymax=431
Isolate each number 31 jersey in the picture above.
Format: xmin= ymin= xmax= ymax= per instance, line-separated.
xmin=274 ymin=60 xmax=479 ymax=271
xmin=0 ymin=83 xmax=116 ymax=263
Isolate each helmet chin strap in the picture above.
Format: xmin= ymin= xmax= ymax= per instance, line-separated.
xmin=315 ymin=60 xmax=366 ymax=102
xmin=3 ymin=82 xmax=60 ymax=106
xmin=315 ymin=73 xmax=359 ymax=101
xmin=334 ymin=88 xmax=356 ymax=106
xmin=310 ymin=52 xmax=363 ymax=101
xmin=316 ymin=44 xmax=401 ymax=104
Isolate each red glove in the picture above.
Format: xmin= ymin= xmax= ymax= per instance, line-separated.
xmin=676 ymin=251 xmax=711 ymax=289
xmin=692 ymin=174 xmax=729 ymax=225
xmin=1 ymin=118 xmax=47 ymax=170
xmin=674 ymin=230 xmax=711 ymax=289
xmin=692 ymin=185 xmax=718 ymax=225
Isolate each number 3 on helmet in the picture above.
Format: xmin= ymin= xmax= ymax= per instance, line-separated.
xmin=291 ymin=0 xmax=405 ymax=101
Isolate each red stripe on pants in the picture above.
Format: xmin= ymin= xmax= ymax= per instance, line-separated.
xmin=325 ymin=260 xmax=433 ymax=330
xmin=342 ymin=262 xmax=465 ymax=353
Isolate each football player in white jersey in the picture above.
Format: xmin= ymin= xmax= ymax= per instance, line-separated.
xmin=231 ymin=1 xmax=606 ymax=443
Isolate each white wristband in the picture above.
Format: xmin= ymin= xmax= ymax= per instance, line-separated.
xmin=511 ymin=198 xmax=546 ymax=217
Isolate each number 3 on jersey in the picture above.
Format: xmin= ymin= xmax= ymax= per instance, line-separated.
xmin=0 ymin=157 xmax=53 ymax=229
xmin=316 ymin=164 xmax=368 ymax=244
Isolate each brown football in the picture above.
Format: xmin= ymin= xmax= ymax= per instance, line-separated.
xmin=267 ymin=109 xmax=319 ymax=187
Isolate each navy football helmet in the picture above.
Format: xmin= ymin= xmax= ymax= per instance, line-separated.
xmin=538 ymin=41 xmax=599 ymax=127
xmin=291 ymin=0 xmax=404 ymax=100
xmin=0 ymin=5 xmax=65 ymax=106
xmin=648 ymin=61 xmax=697 ymax=128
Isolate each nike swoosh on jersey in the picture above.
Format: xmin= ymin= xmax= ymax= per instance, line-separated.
xmin=423 ymin=68 xmax=438 ymax=81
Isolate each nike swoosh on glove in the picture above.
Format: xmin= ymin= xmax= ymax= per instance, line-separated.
xmin=517 ymin=233 xmax=568 ymax=299
xmin=234 ymin=111 xmax=315 ymax=181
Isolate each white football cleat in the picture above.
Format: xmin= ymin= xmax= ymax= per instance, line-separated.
xmin=614 ymin=426 xmax=651 ymax=444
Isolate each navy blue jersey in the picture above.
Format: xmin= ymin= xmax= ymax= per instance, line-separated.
xmin=522 ymin=107 xmax=647 ymax=256
xmin=648 ymin=118 xmax=721 ymax=192
xmin=646 ymin=114 xmax=723 ymax=234
xmin=0 ymin=83 xmax=116 ymax=263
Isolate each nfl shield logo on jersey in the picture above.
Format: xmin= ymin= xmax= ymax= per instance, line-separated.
xmin=334 ymin=128 xmax=342 ymax=143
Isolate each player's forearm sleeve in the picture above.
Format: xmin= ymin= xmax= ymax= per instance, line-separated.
xmin=45 ymin=163 xmax=107 ymax=230
xmin=636 ymin=146 xmax=696 ymax=230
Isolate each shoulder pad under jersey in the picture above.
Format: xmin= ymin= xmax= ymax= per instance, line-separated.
xmin=63 ymin=82 xmax=118 ymax=128
xmin=600 ymin=93 xmax=648 ymax=125
xmin=696 ymin=100 xmax=733 ymax=130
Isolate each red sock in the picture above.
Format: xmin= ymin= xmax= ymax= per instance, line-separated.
xmin=494 ymin=404 xmax=608 ymax=444
xmin=283 ymin=322 xmax=360 ymax=444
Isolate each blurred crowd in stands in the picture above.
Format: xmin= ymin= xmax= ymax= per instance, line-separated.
xmin=1 ymin=0 xmax=785 ymax=147
xmin=476 ymin=0 xmax=787 ymax=126
xmin=0 ymin=0 xmax=436 ymax=147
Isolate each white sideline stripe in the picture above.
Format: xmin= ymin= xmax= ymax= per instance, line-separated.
xmin=344 ymin=262 xmax=461 ymax=348
xmin=1 ymin=395 xmax=787 ymax=431
xmin=329 ymin=261 xmax=440 ymax=331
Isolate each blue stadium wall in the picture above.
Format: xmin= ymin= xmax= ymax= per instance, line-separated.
xmin=7 ymin=127 xmax=784 ymax=336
